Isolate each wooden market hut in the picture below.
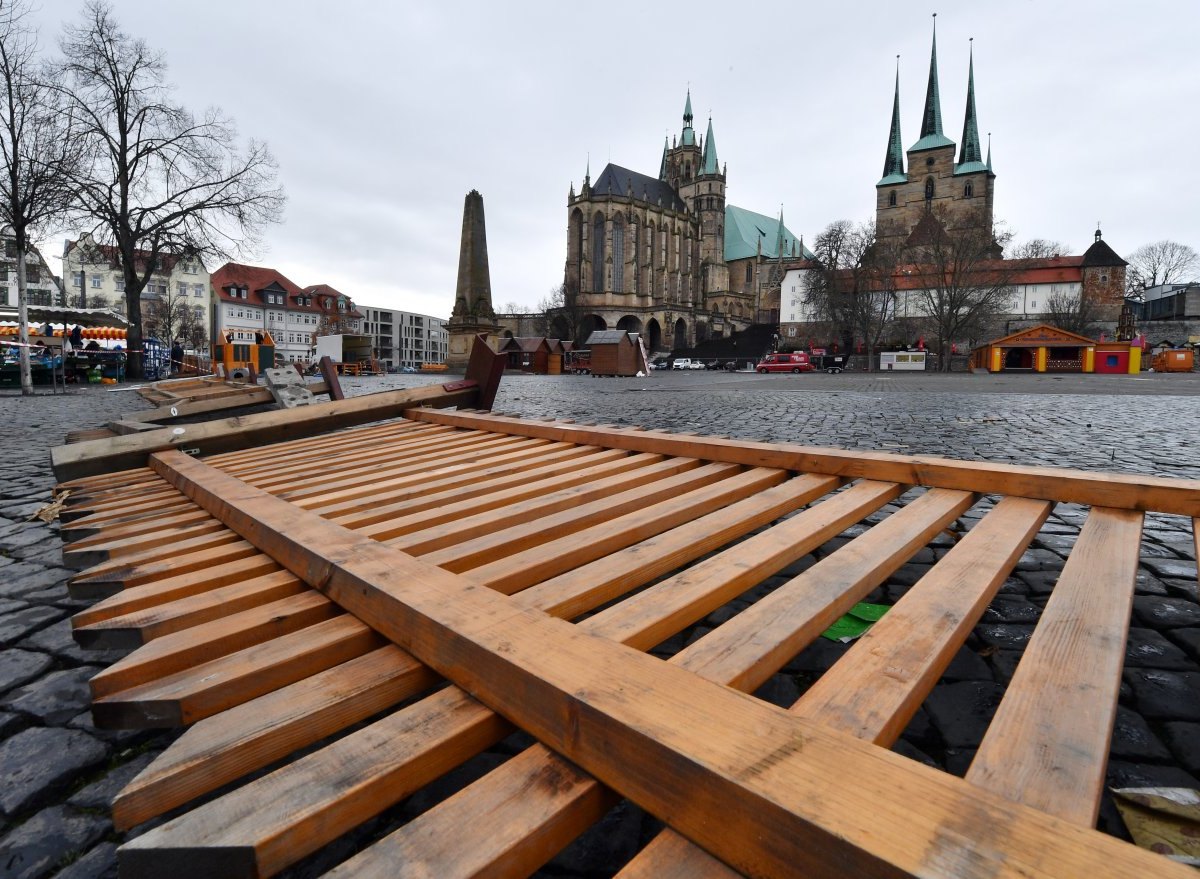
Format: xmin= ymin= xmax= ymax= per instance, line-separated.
xmin=499 ymin=336 xmax=553 ymax=374
xmin=545 ymin=338 xmax=565 ymax=375
xmin=585 ymin=329 xmax=639 ymax=376
xmin=970 ymin=324 xmax=1141 ymax=374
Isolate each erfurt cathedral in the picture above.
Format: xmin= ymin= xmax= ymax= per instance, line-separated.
xmin=561 ymin=92 xmax=809 ymax=352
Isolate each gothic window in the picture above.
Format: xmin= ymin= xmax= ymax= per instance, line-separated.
xmin=612 ymin=215 xmax=625 ymax=293
xmin=631 ymin=224 xmax=640 ymax=292
xmin=660 ymin=228 xmax=666 ymax=269
xmin=888 ymin=191 xmax=897 ymax=207
xmin=964 ymin=182 xmax=974 ymax=198
xmin=745 ymin=263 xmax=752 ymax=283
xmin=592 ymin=213 xmax=605 ymax=291
xmin=924 ymin=178 xmax=934 ymax=202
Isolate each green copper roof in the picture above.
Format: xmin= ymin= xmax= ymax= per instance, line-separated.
xmin=723 ymin=205 xmax=813 ymax=262
xmin=879 ymin=61 xmax=906 ymax=185
xmin=680 ymin=89 xmax=696 ymax=146
xmin=702 ymin=118 xmax=719 ymax=174
xmin=912 ymin=17 xmax=954 ymax=153
xmin=957 ymin=41 xmax=983 ymax=168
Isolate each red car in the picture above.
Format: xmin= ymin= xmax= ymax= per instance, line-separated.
xmin=755 ymin=352 xmax=814 ymax=373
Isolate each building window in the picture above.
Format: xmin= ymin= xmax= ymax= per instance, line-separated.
xmin=1100 ymin=274 xmax=1108 ymax=283
xmin=964 ymin=183 xmax=974 ymax=197
xmin=745 ymin=263 xmax=752 ymax=283
xmin=612 ymin=216 xmax=625 ymax=293
xmin=194 ymin=284 xmax=204 ymax=298
xmin=592 ymin=213 xmax=605 ymax=291
xmin=72 ymin=272 xmax=83 ymax=287
xmin=178 ymin=282 xmax=187 ymax=296
xmin=924 ymin=178 xmax=934 ymax=201
xmin=888 ymin=191 xmax=897 ymax=207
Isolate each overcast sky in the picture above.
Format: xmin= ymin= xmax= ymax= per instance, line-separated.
xmin=28 ymin=0 xmax=1200 ymax=318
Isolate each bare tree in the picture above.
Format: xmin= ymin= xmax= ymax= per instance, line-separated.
xmin=538 ymin=283 xmax=583 ymax=343
xmin=142 ymin=281 xmax=201 ymax=351
xmin=1039 ymin=287 xmax=1104 ymax=336
xmin=1126 ymin=240 xmax=1198 ymax=294
xmin=57 ymin=2 xmax=284 ymax=378
xmin=0 ymin=0 xmax=82 ymax=394
xmin=904 ymin=207 xmax=1018 ymax=371
xmin=804 ymin=219 xmax=899 ymax=370
xmin=1009 ymin=239 xmax=1069 ymax=260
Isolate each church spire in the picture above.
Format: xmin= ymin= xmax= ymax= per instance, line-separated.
xmin=920 ymin=14 xmax=943 ymax=140
xmin=880 ymin=56 xmax=906 ymax=183
xmin=659 ymin=136 xmax=669 ymax=180
xmin=958 ymin=38 xmax=982 ymax=166
xmin=702 ymin=117 xmax=719 ymax=174
xmin=680 ymin=88 xmax=696 ymax=146
xmin=776 ymin=207 xmax=786 ymax=257
xmin=986 ymin=132 xmax=993 ymax=172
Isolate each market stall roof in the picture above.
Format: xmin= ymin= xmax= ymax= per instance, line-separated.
xmin=0 ymin=304 xmax=128 ymax=328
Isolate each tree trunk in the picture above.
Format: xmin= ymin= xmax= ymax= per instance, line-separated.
xmin=16 ymin=249 xmax=32 ymax=396
xmin=125 ymin=285 xmax=143 ymax=380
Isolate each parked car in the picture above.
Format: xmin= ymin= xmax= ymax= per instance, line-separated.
xmin=671 ymin=358 xmax=692 ymax=370
xmin=755 ymin=352 xmax=815 ymax=374
xmin=650 ymin=358 xmax=670 ymax=370
xmin=689 ymin=359 xmax=705 ymax=370
xmin=705 ymin=359 xmax=728 ymax=370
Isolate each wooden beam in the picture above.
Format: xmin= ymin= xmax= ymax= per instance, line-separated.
xmin=51 ymin=380 xmax=483 ymax=482
xmin=125 ymin=449 xmax=1187 ymax=879
xmin=405 ymin=408 xmax=1200 ymax=516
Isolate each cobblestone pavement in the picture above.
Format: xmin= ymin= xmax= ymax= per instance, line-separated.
xmin=0 ymin=372 xmax=1197 ymax=877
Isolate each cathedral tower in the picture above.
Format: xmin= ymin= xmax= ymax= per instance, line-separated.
xmin=876 ymin=18 xmax=996 ymax=250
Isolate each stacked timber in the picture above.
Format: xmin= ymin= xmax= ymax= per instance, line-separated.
xmin=48 ymin=371 xmax=1200 ymax=877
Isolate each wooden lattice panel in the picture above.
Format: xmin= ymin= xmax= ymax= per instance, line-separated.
xmin=54 ymin=407 xmax=1200 ymax=879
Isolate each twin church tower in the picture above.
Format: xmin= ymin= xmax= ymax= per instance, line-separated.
xmin=562 ymin=17 xmax=996 ymax=350
xmin=876 ymin=17 xmax=996 ymax=249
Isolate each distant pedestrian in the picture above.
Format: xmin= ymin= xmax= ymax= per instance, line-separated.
xmin=171 ymin=341 xmax=184 ymax=375
xmin=70 ymin=325 xmax=83 ymax=348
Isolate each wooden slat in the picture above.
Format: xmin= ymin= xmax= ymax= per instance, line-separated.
xmin=108 ymin=477 xmax=836 ymax=831
xmin=93 ymin=615 xmax=383 ymax=728
xmin=406 ymin=408 xmax=1200 ymax=515
xmin=117 ymin=449 xmax=1187 ymax=879
xmin=966 ymin=506 xmax=1143 ymax=825
xmin=50 ymin=380 xmax=483 ymax=481
xmin=73 ymin=569 xmax=303 ymax=649
xmin=72 ymin=561 xmax=289 ymax=625
xmin=611 ymin=495 xmax=1053 ymax=879
xmin=89 ymin=591 xmax=337 ymax=697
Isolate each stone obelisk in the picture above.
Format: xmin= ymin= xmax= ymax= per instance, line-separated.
xmin=445 ymin=190 xmax=499 ymax=370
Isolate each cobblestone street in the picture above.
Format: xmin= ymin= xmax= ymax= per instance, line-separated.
xmin=0 ymin=371 xmax=1198 ymax=877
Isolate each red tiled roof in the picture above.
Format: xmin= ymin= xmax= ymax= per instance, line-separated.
xmin=304 ymin=284 xmax=365 ymax=319
xmin=212 ymin=264 xmax=364 ymax=318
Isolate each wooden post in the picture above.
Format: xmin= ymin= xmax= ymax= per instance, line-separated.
xmin=462 ymin=334 xmax=505 ymax=410
xmin=318 ymin=355 xmax=345 ymax=401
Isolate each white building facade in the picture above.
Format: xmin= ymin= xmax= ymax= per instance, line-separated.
xmin=361 ymin=306 xmax=448 ymax=369
xmin=0 ymin=230 xmax=65 ymax=308
xmin=62 ymin=235 xmax=212 ymax=350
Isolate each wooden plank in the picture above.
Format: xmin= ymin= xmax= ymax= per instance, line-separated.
xmin=517 ymin=473 xmax=841 ymax=622
xmin=966 ymin=506 xmax=1143 ymax=825
xmin=666 ymin=487 xmax=975 ymax=692
xmin=209 ymin=419 xmax=435 ymax=471
xmin=73 ymin=569 xmax=303 ymax=649
xmin=121 ymin=384 xmax=330 ymax=424
xmin=121 ymin=449 xmax=1187 ymax=879
xmin=406 ymin=408 xmax=1200 ymax=516
xmin=390 ymin=457 xmax=708 ymax=560
xmin=466 ymin=467 xmax=790 ymax=594
xmin=287 ymin=440 xmax=590 ymax=510
xmin=69 ymin=545 xmax=275 ymax=604
xmin=112 ymin=647 xmax=440 ymax=830
xmin=93 ymin=614 xmax=383 ymax=728
xmin=50 ymin=380 xmax=484 ymax=482
xmin=63 ymin=518 xmax=228 ymax=568
xmin=89 ymin=592 xmax=337 ymax=697
xmin=609 ymin=496 xmax=1053 ymax=879
xmin=104 ymin=478 xmax=832 ymax=832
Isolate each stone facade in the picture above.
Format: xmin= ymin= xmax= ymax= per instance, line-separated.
xmin=563 ymin=93 xmax=805 ymax=354
xmin=446 ymin=190 xmax=499 ymax=370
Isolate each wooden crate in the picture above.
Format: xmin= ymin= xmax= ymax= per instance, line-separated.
xmin=53 ymin=404 xmax=1200 ymax=879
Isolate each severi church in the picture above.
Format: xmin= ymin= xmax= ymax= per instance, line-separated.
xmin=561 ymin=93 xmax=811 ymax=353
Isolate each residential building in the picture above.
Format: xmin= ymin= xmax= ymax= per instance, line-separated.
xmin=1137 ymin=283 xmax=1200 ymax=322
xmin=361 ymin=306 xmax=448 ymax=369
xmin=0 ymin=229 xmax=64 ymax=308
xmin=61 ymin=234 xmax=211 ymax=350
xmin=210 ymin=263 xmax=365 ymax=365
xmin=563 ymin=91 xmax=812 ymax=353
